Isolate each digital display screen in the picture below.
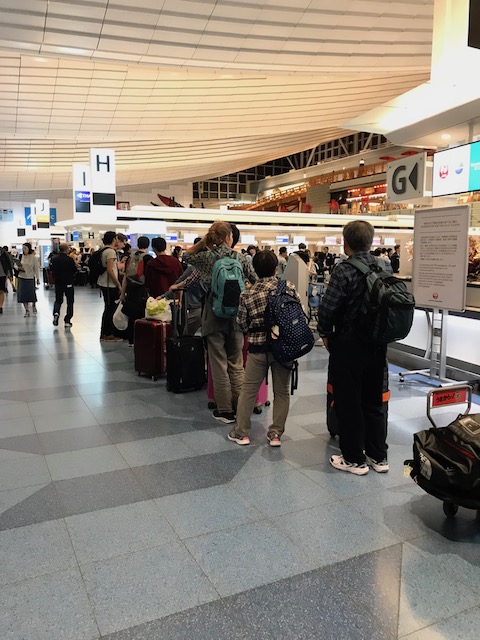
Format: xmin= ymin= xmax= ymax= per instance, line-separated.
xmin=432 ymin=140 xmax=480 ymax=196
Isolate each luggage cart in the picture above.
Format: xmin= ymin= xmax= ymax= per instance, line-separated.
xmin=404 ymin=384 xmax=480 ymax=519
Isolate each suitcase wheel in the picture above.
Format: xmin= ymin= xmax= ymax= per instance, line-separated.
xmin=135 ymin=371 xmax=141 ymax=376
xmin=253 ymin=406 xmax=263 ymax=415
xmin=207 ymin=401 xmax=216 ymax=410
xmin=265 ymin=401 xmax=271 ymax=407
xmin=443 ymin=501 xmax=458 ymax=519
xmin=151 ymin=375 xmax=157 ymax=382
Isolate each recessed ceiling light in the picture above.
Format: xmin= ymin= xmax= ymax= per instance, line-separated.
xmin=441 ymin=133 xmax=451 ymax=140
xmin=34 ymin=57 xmax=48 ymax=62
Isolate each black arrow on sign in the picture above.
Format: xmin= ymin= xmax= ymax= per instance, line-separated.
xmin=408 ymin=163 xmax=418 ymax=190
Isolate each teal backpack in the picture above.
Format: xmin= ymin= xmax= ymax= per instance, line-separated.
xmin=211 ymin=252 xmax=245 ymax=318
xmin=348 ymin=257 xmax=415 ymax=344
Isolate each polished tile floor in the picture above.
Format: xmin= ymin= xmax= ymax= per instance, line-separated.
xmin=1 ymin=286 xmax=479 ymax=640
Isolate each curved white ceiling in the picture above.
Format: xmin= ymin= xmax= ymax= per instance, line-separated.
xmin=0 ymin=0 xmax=434 ymax=197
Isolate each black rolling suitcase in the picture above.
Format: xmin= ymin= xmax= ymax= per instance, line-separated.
xmin=166 ymin=295 xmax=206 ymax=393
xmin=326 ymin=361 xmax=390 ymax=437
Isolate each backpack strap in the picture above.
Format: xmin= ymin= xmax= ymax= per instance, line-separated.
xmin=347 ymin=256 xmax=371 ymax=275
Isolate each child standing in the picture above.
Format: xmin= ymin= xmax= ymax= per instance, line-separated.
xmin=229 ymin=250 xmax=301 ymax=446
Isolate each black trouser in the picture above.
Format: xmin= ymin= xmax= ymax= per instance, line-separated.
xmin=124 ymin=283 xmax=148 ymax=344
xmin=100 ymin=286 xmax=119 ymax=338
xmin=328 ymin=333 xmax=387 ymax=465
xmin=53 ymin=283 xmax=74 ymax=322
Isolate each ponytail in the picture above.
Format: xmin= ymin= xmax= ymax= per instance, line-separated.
xmin=187 ymin=221 xmax=232 ymax=254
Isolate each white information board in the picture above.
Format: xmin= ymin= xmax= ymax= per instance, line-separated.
xmin=412 ymin=206 xmax=470 ymax=311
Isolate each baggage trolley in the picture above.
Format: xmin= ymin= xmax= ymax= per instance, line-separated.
xmin=404 ymin=384 xmax=480 ymax=519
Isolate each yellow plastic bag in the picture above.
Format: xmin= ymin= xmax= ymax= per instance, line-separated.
xmin=145 ymin=297 xmax=172 ymax=322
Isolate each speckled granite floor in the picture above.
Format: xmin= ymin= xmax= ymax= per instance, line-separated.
xmin=1 ymin=287 xmax=479 ymax=640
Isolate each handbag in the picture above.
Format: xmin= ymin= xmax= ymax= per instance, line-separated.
xmin=113 ymin=302 xmax=129 ymax=331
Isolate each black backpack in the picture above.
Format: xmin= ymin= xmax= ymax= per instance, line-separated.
xmin=348 ymin=257 xmax=415 ymax=344
xmin=88 ymin=247 xmax=108 ymax=282
xmin=264 ymin=279 xmax=315 ymax=363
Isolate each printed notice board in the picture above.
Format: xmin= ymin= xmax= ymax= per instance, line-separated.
xmin=412 ymin=206 xmax=470 ymax=311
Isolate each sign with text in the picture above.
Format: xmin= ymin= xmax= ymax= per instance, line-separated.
xmin=89 ymin=148 xmax=116 ymax=218
xmin=73 ymin=163 xmax=91 ymax=215
xmin=431 ymin=388 xmax=468 ymax=407
xmin=412 ymin=206 xmax=470 ymax=311
xmin=387 ymin=153 xmax=427 ymax=202
xmin=0 ymin=208 xmax=13 ymax=222
xmin=35 ymin=199 xmax=50 ymax=228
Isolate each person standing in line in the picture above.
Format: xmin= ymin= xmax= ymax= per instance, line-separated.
xmin=98 ymin=231 xmax=125 ymax=342
xmin=144 ymin=237 xmax=184 ymax=298
xmin=229 ymin=250 xmax=299 ymax=446
xmin=50 ymin=243 xmax=77 ymax=328
xmin=184 ymin=222 xmax=257 ymax=423
xmin=120 ymin=236 xmax=152 ymax=346
xmin=390 ymin=244 xmax=400 ymax=274
xmin=17 ymin=243 xmax=40 ymax=317
xmin=317 ymin=220 xmax=389 ymax=476
xmin=0 ymin=245 xmax=13 ymax=313
xmin=276 ymin=246 xmax=288 ymax=278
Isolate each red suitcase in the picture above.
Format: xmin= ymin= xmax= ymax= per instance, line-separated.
xmin=134 ymin=319 xmax=171 ymax=381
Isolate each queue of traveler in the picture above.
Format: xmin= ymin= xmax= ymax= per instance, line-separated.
xmin=1 ymin=224 xmax=400 ymax=475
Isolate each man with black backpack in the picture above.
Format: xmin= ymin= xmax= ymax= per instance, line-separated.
xmin=317 ymin=220 xmax=409 ymax=475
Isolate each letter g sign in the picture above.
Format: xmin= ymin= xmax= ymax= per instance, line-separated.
xmin=392 ymin=165 xmax=406 ymax=195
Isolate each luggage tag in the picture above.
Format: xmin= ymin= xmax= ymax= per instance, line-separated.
xmin=403 ymin=463 xmax=413 ymax=478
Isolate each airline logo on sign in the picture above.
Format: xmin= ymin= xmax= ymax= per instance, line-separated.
xmin=73 ymin=164 xmax=91 ymax=215
xmin=387 ymin=153 xmax=427 ymax=202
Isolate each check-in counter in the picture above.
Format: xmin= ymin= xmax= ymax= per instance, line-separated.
xmin=388 ymin=281 xmax=480 ymax=380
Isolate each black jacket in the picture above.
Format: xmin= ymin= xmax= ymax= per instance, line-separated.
xmin=50 ymin=253 xmax=77 ymax=285
xmin=0 ymin=250 xmax=12 ymax=277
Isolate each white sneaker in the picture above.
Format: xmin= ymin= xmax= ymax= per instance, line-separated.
xmin=329 ymin=454 xmax=369 ymax=476
xmin=365 ymin=456 xmax=389 ymax=473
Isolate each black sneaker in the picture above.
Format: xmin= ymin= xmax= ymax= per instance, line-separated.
xmin=53 ymin=313 xmax=59 ymax=326
xmin=213 ymin=410 xmax=236 ymax=424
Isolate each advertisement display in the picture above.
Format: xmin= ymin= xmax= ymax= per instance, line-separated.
xmin=432 ymin=140 xmax=480 ymax=196
xmin=412 ymin=206 xmax=470 ymax=311
xmin=275 ymin=235 xmax=289 ymax=244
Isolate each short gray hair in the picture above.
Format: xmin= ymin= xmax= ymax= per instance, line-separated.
xmin=343 ymin=220 xmax=374 ymax=252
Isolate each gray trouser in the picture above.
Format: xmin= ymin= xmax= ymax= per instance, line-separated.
xmin=236 ymin=352 xmax=291 ymax=437
xmin=206 ymin=331 xmax=244 ymax=414
xmin=185 ymin=308 xmax=202 ymax=335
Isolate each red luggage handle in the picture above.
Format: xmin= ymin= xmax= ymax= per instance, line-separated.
xmin=426 ymin=384 xmax=472 ymax=429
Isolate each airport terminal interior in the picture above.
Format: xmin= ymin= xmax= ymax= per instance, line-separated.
xmin=2 ymin=1 xmax=480 ymax=639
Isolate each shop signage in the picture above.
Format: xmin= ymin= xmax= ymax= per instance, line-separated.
xmin=166 ymin=233 xmax=178 ymax=242
xmin=387 ymin=153 xmax=426 ymax=202
xmin=412 ymin=205 xmax=470 ymax=311
xmin=275 ymin=236 xmax=289 ymax=244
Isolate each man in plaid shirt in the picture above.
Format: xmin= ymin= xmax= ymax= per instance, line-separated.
xmin=317 ymin=220 xmax=389 ymax=476
xmin=228 ymin=250 xmax=301 ymax=446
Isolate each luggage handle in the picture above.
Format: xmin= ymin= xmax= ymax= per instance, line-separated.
xmin=171 ymin=290 xmax=188 ymax=338
xmin=426 ymin=384 xmax=472 ymax=429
